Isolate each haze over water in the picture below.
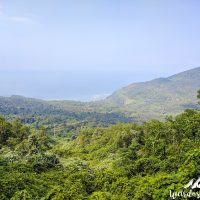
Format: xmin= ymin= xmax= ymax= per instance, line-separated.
xmin=0 ymin=69 xmax=165 ymax=101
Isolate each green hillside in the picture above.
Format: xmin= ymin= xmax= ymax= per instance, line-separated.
xmin=104 ymin=67 xmax=200 ymax=120
xmin=0 ymin=95 xmax=132 ymax=136
xmin=0 ymin=70 xmax=199 ymax=199
xmin=0 ymin=67 xmax=199 ymax=123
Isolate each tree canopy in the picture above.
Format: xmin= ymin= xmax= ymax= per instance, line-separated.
xmin=0 ymin=106 xmax=199 ymax=199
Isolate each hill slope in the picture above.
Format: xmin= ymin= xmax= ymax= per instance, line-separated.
xmin=103 ymin=67 xmax=200 ymax=120
xmin=0 ymin=67 xmax=199 ymax=122
xmin=0 ymin=95 xmax=132 ymax=136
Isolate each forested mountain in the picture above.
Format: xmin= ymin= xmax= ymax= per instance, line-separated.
xmin=0 ymin=71 xmax=199 ymax=199
xmin=103 ymin=67 xmax=200 ymax=120
xmin=0 ymin=95 xmax=132 ymax=136
xmin=0 ymin=67 xmax=199 ymax=128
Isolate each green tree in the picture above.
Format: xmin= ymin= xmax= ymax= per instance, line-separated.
xmin=0 ymin=117 xmax=12 ymax=145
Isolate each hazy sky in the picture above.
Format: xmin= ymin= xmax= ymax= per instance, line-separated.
xmin=0 ymin=0 xmax=200 ymax=100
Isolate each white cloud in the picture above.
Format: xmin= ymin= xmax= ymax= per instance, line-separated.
xmin=7 ymin=16 xmax=31 ymax=23
xmin=0 ymin=14 xmax=32 ymax=23
xmin=0 ymin=4 xmax=31 ymax=23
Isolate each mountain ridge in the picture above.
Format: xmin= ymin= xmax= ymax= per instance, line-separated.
xmin=103 ymin=66 xmax=200 ymax=120
xmin=0 ymin=67 xmax=199 ymax=121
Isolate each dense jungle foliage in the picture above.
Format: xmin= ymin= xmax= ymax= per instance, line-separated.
xmin=0 ymin=96 xmax=133 ymax=136
xmin=0 ymin=91 xmax=199 ymax=199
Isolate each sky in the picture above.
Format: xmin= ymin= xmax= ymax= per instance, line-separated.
xmin=0 ymin=0 xmax=200 ymax=100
